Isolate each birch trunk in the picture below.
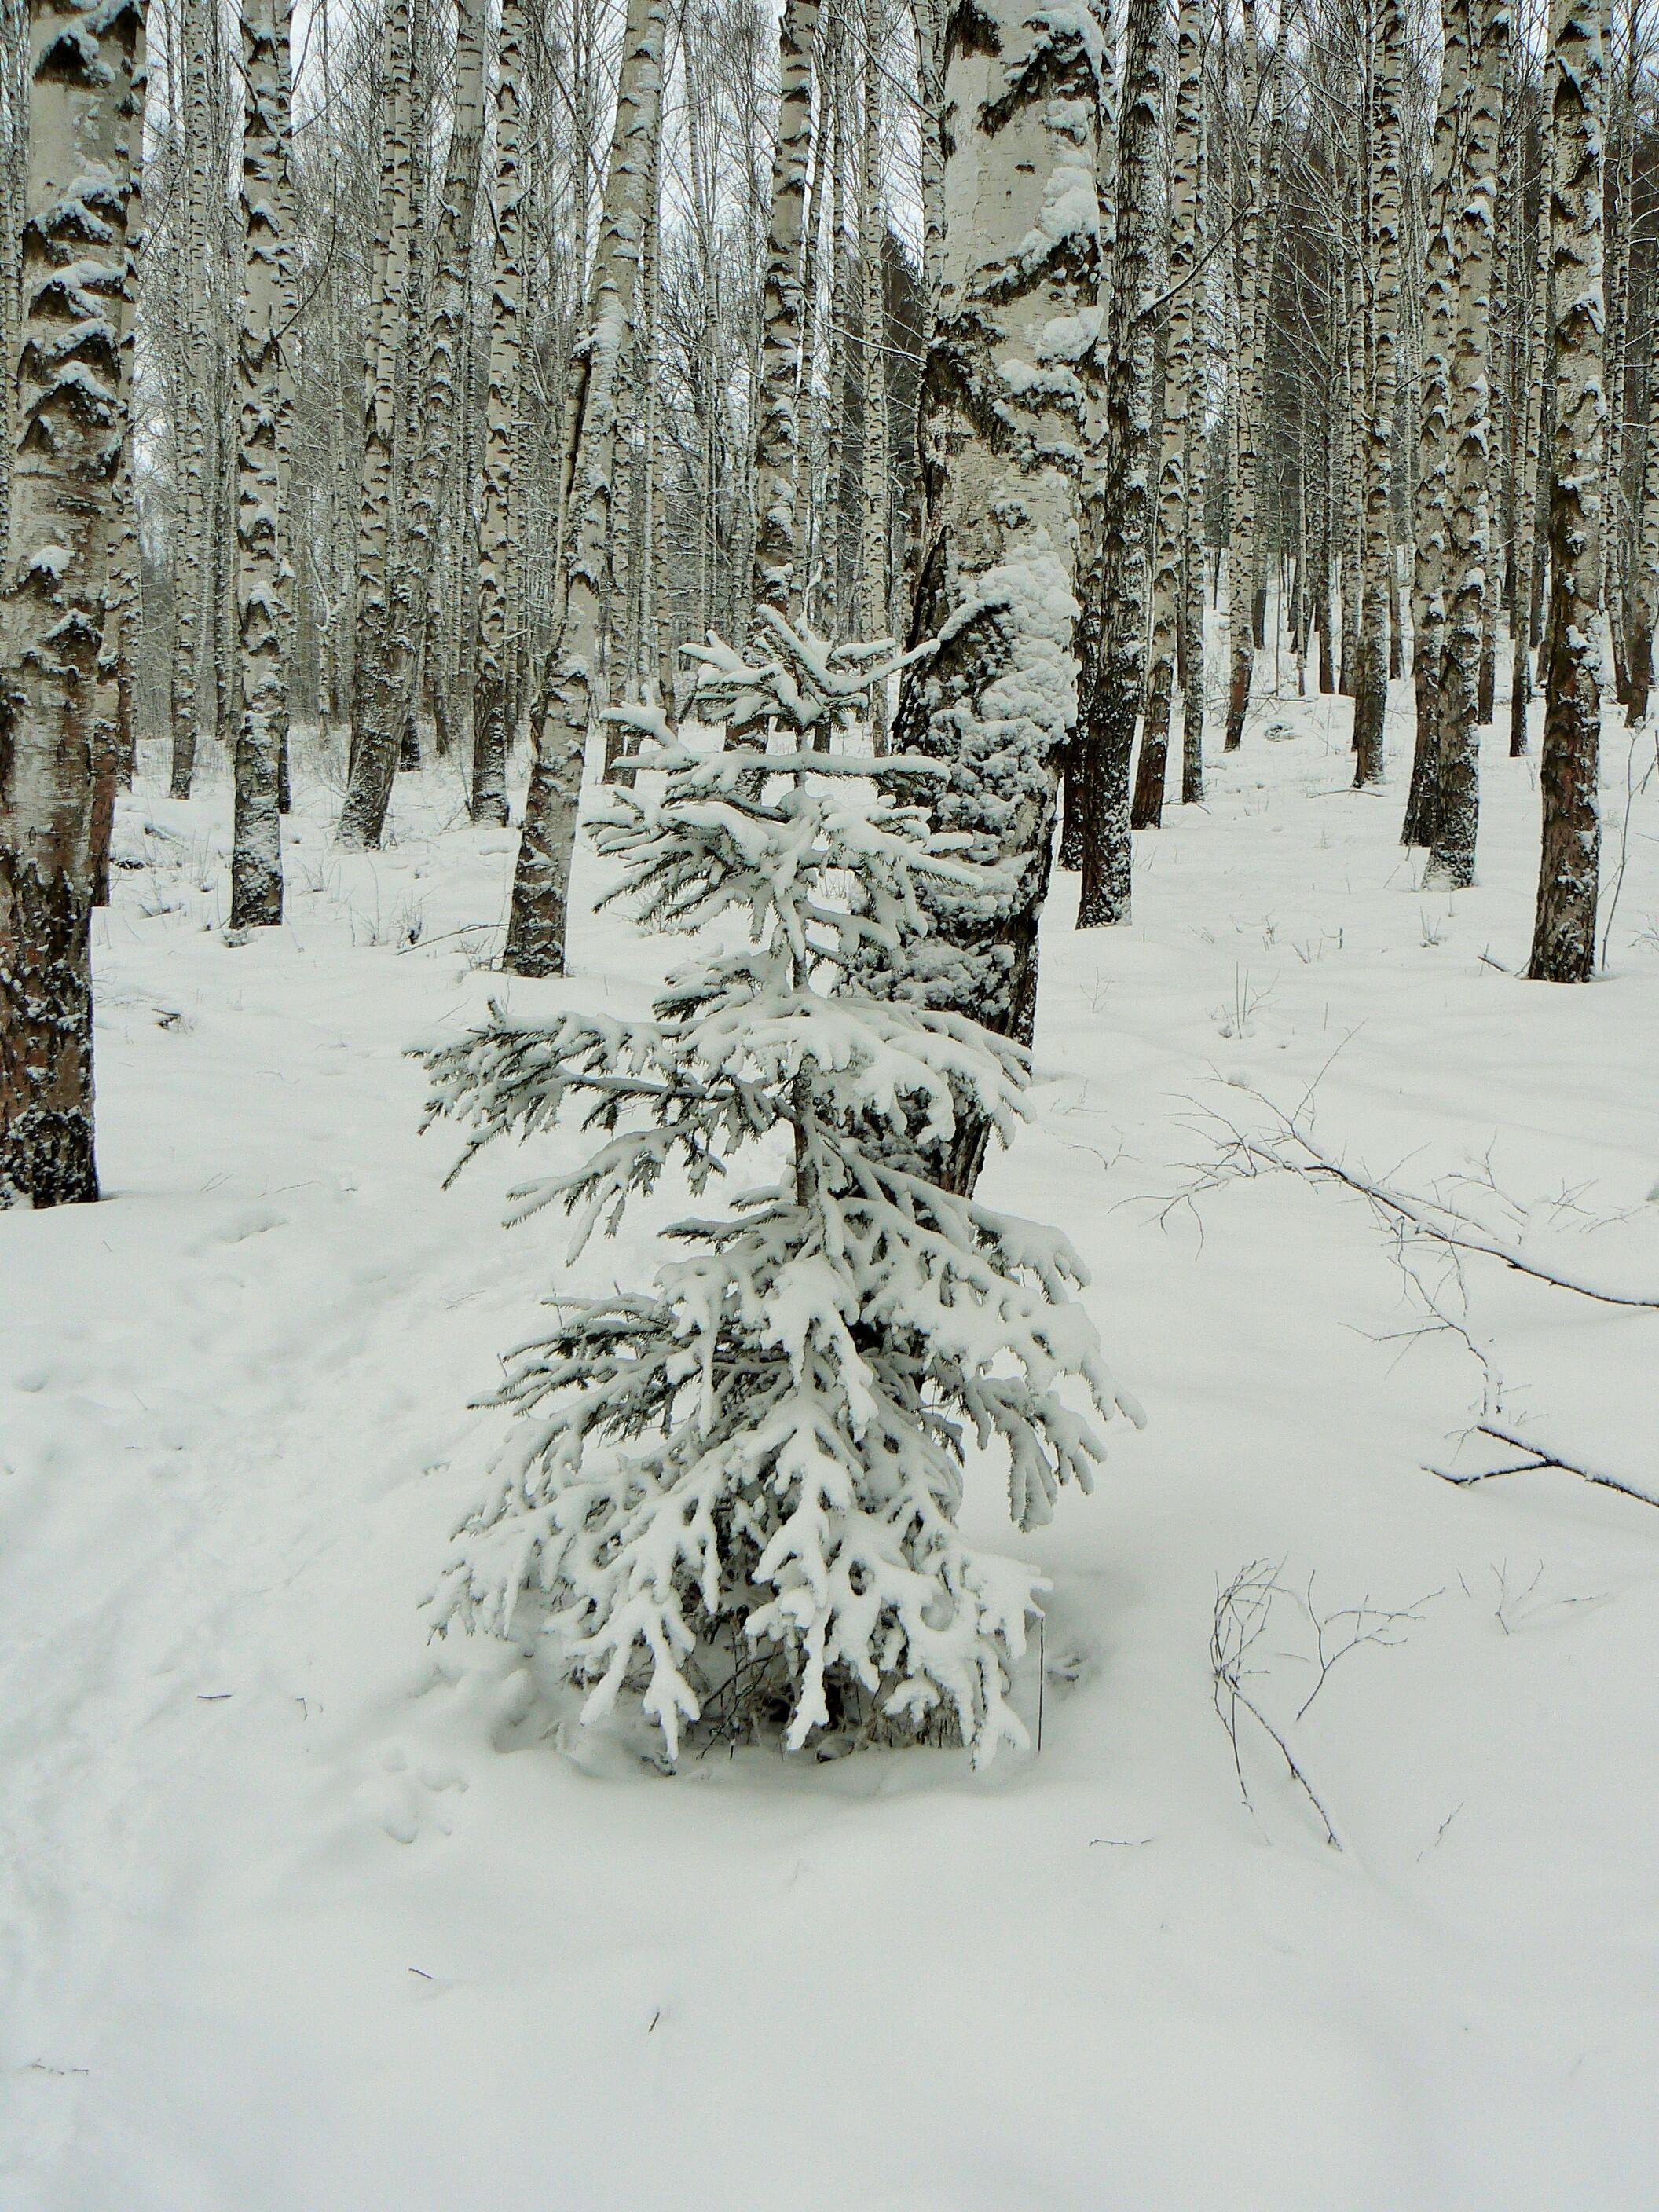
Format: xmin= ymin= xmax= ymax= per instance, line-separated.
xmin=1624 ymin=284 xmax=1659 ymax=722
xmin=1351 ymin=0 xmax=1404 ymax=790
xmin=167 ymin=0 xmax=217 ymax=798
xmin=1180 ymin=101 xmax=1210 ymax=803
xmin=1131 ymin=0 xmax=1203 ymax=829
xmin=501 ymin=0 xmax=667 ymax=976
xmin=914 ymin=0 xmax=944 ymax=324
xmin=341 ymin=0 xmax=486 ymax=849
xmin=1529 ymin=0 xmax=1604 ymax=983
xmin=749 ymin=0 xmax=820 ymax=624
xmin=891 ymin=0 xmax=1104 ymax=1189
xmin=1077 ymin=0 xmax=1163 ymax=926
xmin=1424 ymin=0 xmax=1507 ymax=887
xmin=90 ymin=0 xmax=143 ymax=906
xmin=1401 ymin=0 xmax=1471 ymax=843
xmin=470 ymin=0 xmax=522 ymax=824
xmin=1476 ymin=91 xmax=1514 ymax=727
xmin=0 ymin=0 xmax=139 ymax=1205
xmin=858 ymin=0 xmax=890 ymax=734
xmin=350 ymin=0 xmax=416 ymax=769
xmin=1225 ymin=0 xmax=1262 ymax=751
xmin=230 ymin=0 xmax=293 ymax=926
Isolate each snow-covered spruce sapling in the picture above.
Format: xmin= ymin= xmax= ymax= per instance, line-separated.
xmin=419 ymin=633 xmax=1138 ymax=1763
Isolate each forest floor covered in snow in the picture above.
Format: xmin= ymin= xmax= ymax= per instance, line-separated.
xmin=5 ymin=675 xmax=1659 ymax=2211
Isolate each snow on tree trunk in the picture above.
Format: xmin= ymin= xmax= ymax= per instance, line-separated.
xmin=1076 ymin=0 xmax=1161 ymax=923
xmin=749 ymin=0 xmax=820 ymax=628
xmin=1529 ymin=0 xmax=1604 ymax=983
xmin=1351 ymin=0 xmax=1404 ymax=792
xmin=1424 ymin=0 xmax=1508 ymax=887
xmin=890 ymin=0 xmax=1107 ymax=1187
xmin=1131 ymin=0 xmax=1203 ymax=830
xmin=501 ymin=0 xmax=667 ymax=977
xmin=230 ymin=0 xmax=293 ymax=928
xmin=0 ymin=0 xmax=140 ymax=1207
xmin=470 ymin=0 xmax=522 ymax=826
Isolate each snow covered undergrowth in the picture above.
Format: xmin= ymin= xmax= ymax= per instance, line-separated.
xmin=5 ymin=692 xmax=1659 ymax=2211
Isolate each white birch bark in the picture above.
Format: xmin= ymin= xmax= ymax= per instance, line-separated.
xmin=1225 ymin=0 xmax=1262 ymax=751
xmin=502 ymin=0 xmax=668 ymax=976
xmin=1076 ymin=0 xmax=1163 ymax=926
xmin=90 ymin=0 xmax=143 ymax=905
xmin=350 ymin=0 xmax=416 ymax=760
xmin=749 ymin=0 xmax=820 ymax=624
xmin=167 ymin=0 xmax=217 ymax=797
xmin=1424 ymin=0 xmax=1508 ymax=886
xmin=1352 ymin=0 xmax=1404 ymax=790
xmin=1132 ymin=0 xmax=1204 ymax=828
xmin=469 ymin=0 xmax=522 ymax=823
xmin=1401 ymin=0 xmax=1472 ymax=842
xmin=1625 ymin=274 xmax=1659 ymax=723
xmin=0 ymin=0 xmax=140 ymax=1205
xmin=1508 ymin=60 xmax=1551 ymax=756
xmin=341 ymin=0 xmax=486 ymax=848
xmin=230 ymin=0 xmax=293 ymax=926
xmin=857 ymin=0 xmax=890 ymax=738
xmin=890 ymin=0 xmax=1106 ymax=1185
xmin=1529 ymin=0 xmax=1604 ymax=982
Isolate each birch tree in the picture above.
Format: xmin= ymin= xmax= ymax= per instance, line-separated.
xmin=230 ymin=0 xmax=294 ymax=928
xmin=1626 ymin=296 xmax=1659 ymax=723
xmin=0 ymin=0 xmax=140 ymax=1205
xmin=857 ymin=0 xmax=891 ymax=742
xmin=1132 ymin=0 xmax=1206 ymax=829
xmin=167 ymin=0 xmax=222 ymax=799
xmin=1424 ymin=0 xmax=1508 ymax=886
xmin=340 ymin=0 xmax=486 ymax=849
xmin=891 ymin=0 xmax=1106 ymax=1188
xmin=749 ymin=0 xmax=820 ymax=624
xmin=1529 ymin=0 xmax=1604 ymax=983
xmin=501 ymin=0 xmax=668 ymax=976
xmin=1507 ymin=63 xmax=1551 ymax=759
xmin=1225 ymin=0 xmax=1265 ymax=753
xmin=1402 ymin=0 xmax=1470 ymax=843
xmin=1077 ymin=0 xmax=1163 ymax=927
xmin=470 ymin=0 xmax=522 ymax=825
xmin=1351 ymin=0 xmax=1404 ymax=791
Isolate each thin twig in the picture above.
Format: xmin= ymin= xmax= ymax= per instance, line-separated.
xmin=1429 ymin=1422 xmax=1659 ymax=1511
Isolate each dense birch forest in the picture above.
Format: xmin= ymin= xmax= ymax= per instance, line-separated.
xmin=1 ymin=0 xmax=1651 ymax=1196
xmin=5 ymin=0 xmax=1659 ymax=2193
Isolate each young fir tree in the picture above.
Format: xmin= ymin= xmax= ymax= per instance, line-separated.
xmin=419 ymin=615 xmax=1136 ymax=1763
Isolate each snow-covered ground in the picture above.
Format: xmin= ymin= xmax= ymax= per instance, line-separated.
xmin=5 ymin=684 xmax=1659 ymax=2212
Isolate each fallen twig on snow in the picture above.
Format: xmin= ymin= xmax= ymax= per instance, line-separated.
xmin=1428 ymin=1421 xmax=1659 ymax=1511
xmin=1188 ymin=1090 xmax=1659 ymax=1310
